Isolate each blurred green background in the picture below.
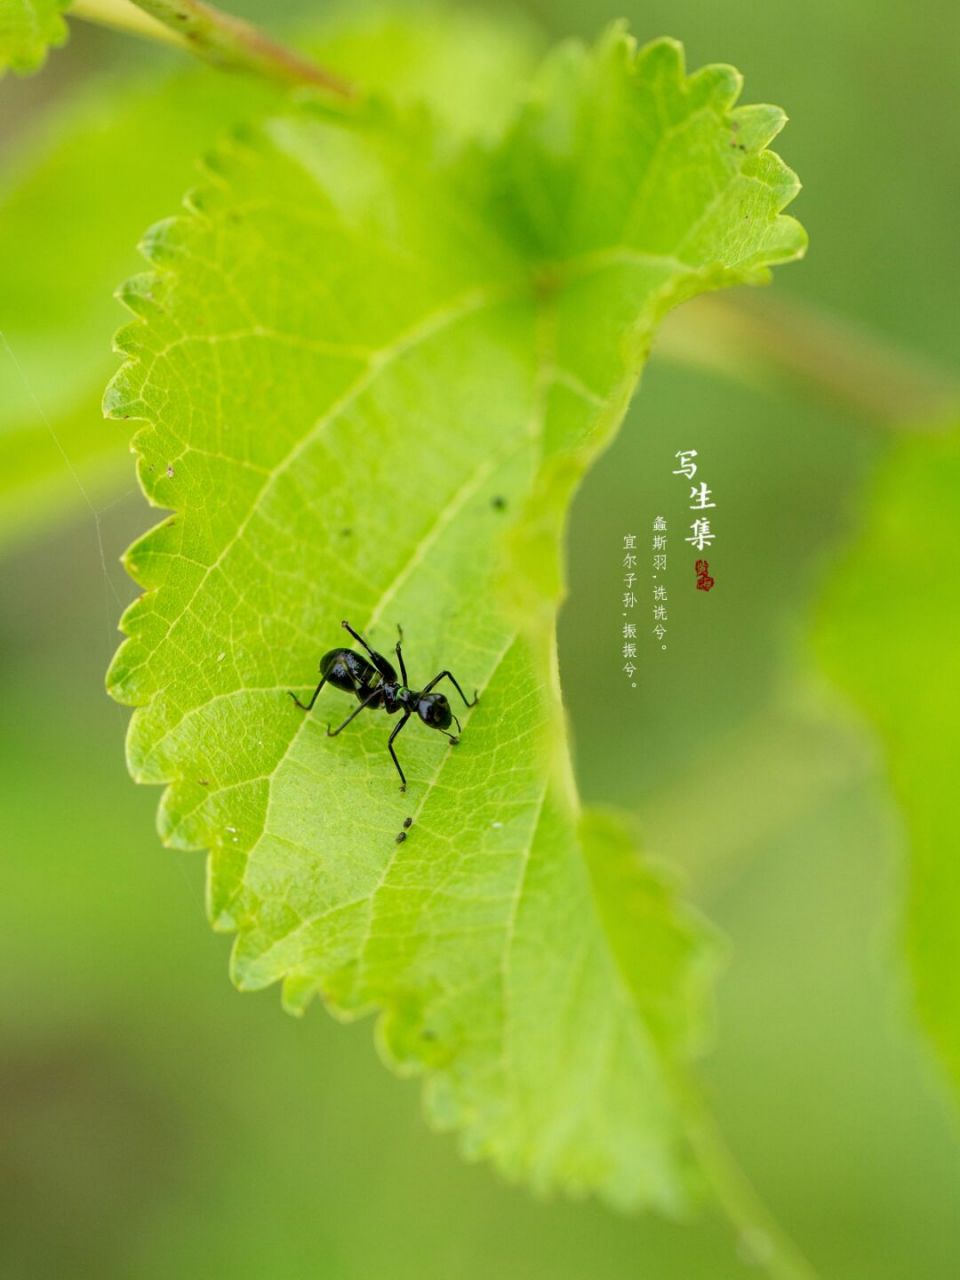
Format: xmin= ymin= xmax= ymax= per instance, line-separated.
xmin=2 ymin=1 xmax=958 ymax=1276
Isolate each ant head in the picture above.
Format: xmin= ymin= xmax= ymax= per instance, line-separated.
xmin=417 ymin=692 xmax=452 ymax=731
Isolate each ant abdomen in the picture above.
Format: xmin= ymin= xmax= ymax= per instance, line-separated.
xmin=320 ymin=647 xmax=376 ymax=696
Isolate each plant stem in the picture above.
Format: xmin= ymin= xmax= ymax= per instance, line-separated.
xmin=688 ymin=1107 xmax=821 ymax=1280
xmin=70 ymin=0 xmax=188 ymax=47
xmin=659 ymin=292 xmax=958 ymax=432
xmin=71 ymin=0 xmax=356 ymax=97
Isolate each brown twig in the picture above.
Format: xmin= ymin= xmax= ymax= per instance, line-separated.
xmin=659 ymin=291 xmax=958 ymax=432
xmin=77 ymin=0 xmax=356 ymax=97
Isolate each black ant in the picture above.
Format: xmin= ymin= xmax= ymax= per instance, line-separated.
xmin=288 ymin=620 xmax=478 ymax=791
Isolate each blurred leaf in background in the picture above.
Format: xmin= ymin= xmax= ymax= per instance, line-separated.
xmin=0 ymin=69 xmax=275 ymax=545
xmin=0 ymin=0 xmax=69 ymax=76
xmin=817 ymin=426 xmax=960 ymax=1097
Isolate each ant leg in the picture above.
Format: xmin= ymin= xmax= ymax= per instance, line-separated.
xmin=441 ymin=707 xmax=462 ymax=745
xmin=341 ymin=619 xmax=381 ymax=662
xmin=326 ymin=688 xmax=380 ymax=737
xmin=421 ymin=670 xmax=478 ymax=707
xmin=387 ymin=711 xmax=411 ymax=791
xmin=343 ymin=619 xmax=396 ymax=681
xmin=395 ymin=626 xmax=409 ymax=686
xmin=288 ymin=674 xmax=327 ymax=712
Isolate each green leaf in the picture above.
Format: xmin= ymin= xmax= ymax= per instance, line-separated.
xmin=816 ymin=427 xmax=960 ymax=1095
xmin=0 ymin=3 xmax=541 ymax=550
xmin=107 ymin=28 xmax=803 ymax=1210
xmin=0 ymin=0 xmax=69 ymax=76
